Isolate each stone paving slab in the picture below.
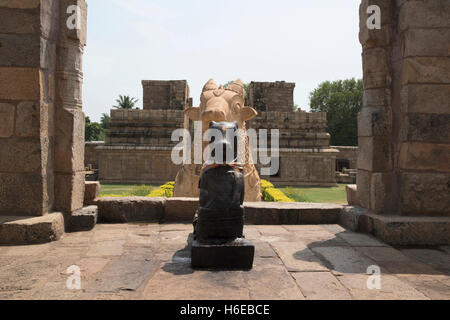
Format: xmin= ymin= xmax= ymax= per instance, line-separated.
xmin=0 ymin=223 xmax=448 ymax=300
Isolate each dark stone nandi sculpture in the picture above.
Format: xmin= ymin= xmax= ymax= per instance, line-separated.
xmin=191 ymin=121 xmax=254 ymax=269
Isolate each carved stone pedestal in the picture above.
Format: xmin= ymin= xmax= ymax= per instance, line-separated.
xmin=191 ymin=238 xmax=254 ymax=270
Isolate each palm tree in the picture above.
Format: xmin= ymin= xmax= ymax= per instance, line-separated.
xmin=113 ymin=95 xmax=139 ymax=109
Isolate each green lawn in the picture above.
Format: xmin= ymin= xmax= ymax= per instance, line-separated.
xmin=280 ymin=184 xmax=348 ymax=204
xmin=100 ymin=183 xmax=348 ymax=204
xmin=100 ymin=184 xmax=158 ymax=197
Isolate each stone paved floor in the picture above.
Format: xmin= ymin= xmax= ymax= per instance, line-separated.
xmin=0 ymin=224 xmax=449 ymax=300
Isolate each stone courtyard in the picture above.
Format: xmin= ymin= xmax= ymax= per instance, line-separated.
xmin=0 ymin=0 xmax=449 ymax=302
xmin=1 ymin=223 xmax=448 ymax=300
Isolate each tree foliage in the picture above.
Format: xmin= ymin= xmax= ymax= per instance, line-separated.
xmin=113 ymin=95 xmax=139 ymax=109
xmin=85 ymin=116 xmax=104 ymax=141
xmin=309 ymin=78 xmax=363 ymax=146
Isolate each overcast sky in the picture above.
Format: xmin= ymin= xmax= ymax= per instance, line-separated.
xmin=83 ymin=0 xmax=363 ymax=122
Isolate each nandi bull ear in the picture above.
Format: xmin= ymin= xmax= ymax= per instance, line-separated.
xmin=185 ymin=107 xmax=201 ymax=121
xmin=240 ymin=106 xmax=258 ymax=122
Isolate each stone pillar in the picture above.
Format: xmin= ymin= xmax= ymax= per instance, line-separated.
xmin=54 ymin=0 xmax=87 ymax=214
xmin=0 ymin=0 xmax=59 ymax=216
xmin=358 ymin=0 xmax=449 ymax=217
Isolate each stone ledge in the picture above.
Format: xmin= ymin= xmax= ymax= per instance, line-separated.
xmin=0 ymin=213 xmax=64 ymax=245
xmin=96 ymin=197 xmax=344 ymax=225
xmin=164 ymin=197 xmax=198 ymax=222
xmin=68 ymin=206 xmax=98 ymax=232
xmin=97 ymin=197 xmax=166 ymax=223
xmin=245 ymin=202 xmax=343 ymax=225
xmin=339 ymin=206 xmax=450 ymax=246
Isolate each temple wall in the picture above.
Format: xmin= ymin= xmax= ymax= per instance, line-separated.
xmin=0 ymin=0 xmax=86 ymax=217
xmin=357 ymin=0 xmax=450 ymax=216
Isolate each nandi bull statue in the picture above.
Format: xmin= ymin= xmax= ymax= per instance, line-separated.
xmin=191 ymin=121 xmax=254 ymax=269
xmin=173 ymin=79 xmax=262 ymax=202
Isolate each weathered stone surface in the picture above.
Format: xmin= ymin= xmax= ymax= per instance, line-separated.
xmin=356 ymin=170 xmax=371 ymax=209
xmin=0 ymin=67 xmax=40 ymax=100
xmin=164 ymin=197 xmax=198 ymax=222
xmin=402 ymin=114 xmax=450 ymax=144
xmin=271 ymin=241 xmax=328 ymax=272
xmin=363 ymin=88 xmax=391 ymax=108
xmin=0 ymin=172 xmax=50 ymax=217
xmin=358 ymin=106 xmax=391 ymax=137
xmin=337 ymin=231 xmax=387 ymax=247
xmin=400 ymin=172 xmax=450 ymax=216
xmin=243 ymin=263 xmax=305 ymax=300
xmin=340 ymin=206 xmax=450 ymax=245
xmin=0 ymin=34 xmax=40 ymax=68
xmin=84 ymin=181 xmax=100 ymax=206
xmin=191 ymin=238 xmax=255 ymax=270
xmin=402 ymin=58 xmax=450 ymax=85
xmin=399 ymin=142 xmax=450 ymax=172
xmin=0 ymin=223 xmax=449 ymax=300
xmin=68 ymin=206 xmax=97 ymax=232
xmin=0 ymin=0 xmax=40 ymax=9
xmin=15 ymin=101 xmax=40 ymax=137
xmin=54 ymin=172 xmax=85 ymax=213
xmin=0 ymin=103 xmax=15 ymax=138
xmin=370 ymin=172 xmax=396 ymax=214
xmin=401 ymin=84 xmax=450 ymax=114
xmin=0 ymin=7 xmax=40 ymax=34
xmin=85 ymin=255 xmax=158 ymax=294
xmin=362 ymin=47 xmax=391 ymax=89
xmin=403 ymin=28 xmax=450 ymax=57
xmin=401 ymin=248 xmax=450 ymax=275
xmin=245 ymin=202 xmax=342 ymax=225
xmin=358 ymin=137 xmax=392 ymax=172
xmin=346 ymin=185 xmax=360 ymax=206
xmin=292 ymin=272 xmax=352 ymax=300
xmin=97 ymin=197 xmax=166 ymax=223
xmin=0 ymin=138 xmax=42 ymax=173
xmin=54 ymin=109 xmax=85 ymax=173
xmin=0 ymin=213 xmax=64 ymax=245
xmin=399 ymin=0 xmax=450 ymax=31
xmin=337 ymin=273 xmax=428 ymax=300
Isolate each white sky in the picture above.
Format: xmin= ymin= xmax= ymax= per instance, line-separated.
xmin=84 ymin=0 xmax=363 ymax=122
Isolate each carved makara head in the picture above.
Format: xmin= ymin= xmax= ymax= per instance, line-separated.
xmin=185 ymin=79 xmax=257 ymax=125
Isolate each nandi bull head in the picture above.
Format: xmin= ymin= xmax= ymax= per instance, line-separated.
xmin=184 ymin=79 xmax=258 ymax=127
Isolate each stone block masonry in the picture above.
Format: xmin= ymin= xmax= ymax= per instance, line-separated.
xmin=142 ymin=80 xmax=192 ymax=110
xmin=356 ymin=0 xmax=450 ymax=217
xmin=0 ymin=1 xmax=88 ymax=222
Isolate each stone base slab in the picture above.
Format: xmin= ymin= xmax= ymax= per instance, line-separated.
xmin=340 ymin=206 xmax=450 ymax=245
xmin=191 ymin=238 xmax=255 ymax=270
xmin=0 ymin=213 xmax=64 ymax=245
xmin=97 ymin=197 xmax=166 ymax=223
xmin=68 ymin=206 xmax=98 ymax=232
